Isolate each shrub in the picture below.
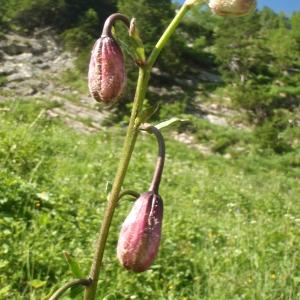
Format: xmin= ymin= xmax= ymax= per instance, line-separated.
xmin=254 ymin=112 xmax=292 ymax=153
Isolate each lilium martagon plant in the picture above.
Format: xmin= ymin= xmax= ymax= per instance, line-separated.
xmin=48 ymin=1 xmax=257 ymax=299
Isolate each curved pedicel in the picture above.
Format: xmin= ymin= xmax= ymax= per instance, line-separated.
xmin=141 ymin=124 xmax=165 ymax=194
xmin=101 ymin=13 xmax=130 ymax=38
xmin=117 ymin=125 xmax=165 ymax=272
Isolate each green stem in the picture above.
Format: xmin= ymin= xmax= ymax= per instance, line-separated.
xmin=84 ymin=67 xmax=149 ymax=300
xmin=140 ymin=125 xmax=165 ymax=194
xmin=147 ymin=2 xmax=191 ymax=68
xmin=84 ymin=2 xmax=193 ymax=299
xmin=49 ymin=278 xmax=91 ymax=300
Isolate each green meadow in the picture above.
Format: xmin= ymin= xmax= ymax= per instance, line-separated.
xmin=1 ymin=98 xmax=299 ymax=299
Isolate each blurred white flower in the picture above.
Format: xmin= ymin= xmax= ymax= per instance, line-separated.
xmin=208 ymin=0 xmax=256 ymax=16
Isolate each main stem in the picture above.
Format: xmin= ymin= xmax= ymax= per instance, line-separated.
xmin=84 ymin=67 xmax=149 ymax=300
xmin=84 ymin=2 xmax=193 ymax=299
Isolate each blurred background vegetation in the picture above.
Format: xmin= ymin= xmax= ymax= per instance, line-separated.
xmin=0 ymin=0 xmax=300 ymax=299
xmin=2 ymin=0 xmax=299 ymax=148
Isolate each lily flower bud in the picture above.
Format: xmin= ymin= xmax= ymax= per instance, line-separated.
xmin=88 ymin=36 xmax=126 ymax=103
xmin=208 ymin=0 xmax=256 ymax=16
xmin=117 ymin=125 xmax=166 ymax=272
xmin=117 ymin=192 xmax=163 ymax=272
xmin=88 ymin=13 xmax=130 ymax=103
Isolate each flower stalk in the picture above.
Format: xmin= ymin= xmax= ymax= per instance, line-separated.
xmin=83 ymin=3 xmax=196 ymax=299
xmin=116 ymin=125 xmax=165 ymax=272
xmin=48 ymin=278 xmax=91 ymax=300
xmin=101 ymin=13 xmax=130 ymax=38
xmin=48 ymin=1 xmax=206 ymax=299
xmin=48 ymin=0 xmax=257 ymax=298
xmin=140 ymin=124 xmax=165 ymax=194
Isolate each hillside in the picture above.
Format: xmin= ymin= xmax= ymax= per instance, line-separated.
xmin=1 ymin=89 xmax=300 ymax=299
xmin=1 ymin=1 xmax=300 ymax=299
xmin=0 ymin=30 xmax=250 ymax=154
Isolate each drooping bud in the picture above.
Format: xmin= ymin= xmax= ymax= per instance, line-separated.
xmin=88 ymin=36 xmax=126 ymax=103
xmin=88 ymin=13 xmax=130 ymax=103
xmin=117 ymin=192 xmax=163 ymax=272
xmin=208 ymin=0 xmax=256 ymax=16
xmin=117 ymin=125 xmax=165 ymax=272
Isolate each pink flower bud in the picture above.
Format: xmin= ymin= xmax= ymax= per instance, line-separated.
xmin=208 ymin=0 xmax=256 ymax=16
xmin=117 ymin=192 xmax=163 ymax=272
xmin=88 ymin=36 xmax=126 ymax=103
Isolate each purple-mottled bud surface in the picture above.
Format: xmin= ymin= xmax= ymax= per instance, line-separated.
xmin=117 ymin=192 xmax=163 ymax=272
xmin=209 ymin=0 xmax=256 ymax=16
xmin=88 ymin=36 xmax=126 ymax=103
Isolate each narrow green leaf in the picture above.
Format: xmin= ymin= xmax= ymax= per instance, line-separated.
xmin=29 ymin=279 xmax=47 ymax=289
xmin=0 ymin=286 xmax=11 ymax=297
xmin=0 ymin=260 xmax=9 ymax=269
xmin=63 ymin=251 xmax=83 ymax=278
xmin=105 ymin=181 xmax=113 ymax=194
xmin=138 ymin=104 xmax=159 ymax=125
xmin=155 ymin=117 xmax=187 ymax=130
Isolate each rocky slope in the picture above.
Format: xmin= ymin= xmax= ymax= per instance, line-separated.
xmin=0 ymin=29 xmax=109 ymax=133
xmin=0 ymin=29 xmax=73 ymax=96
xmin=0 ymin=30 xmax=247 ymax=151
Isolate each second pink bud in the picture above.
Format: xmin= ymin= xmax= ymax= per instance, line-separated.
xmin=117 ymin=192 xmax=163 ymax=272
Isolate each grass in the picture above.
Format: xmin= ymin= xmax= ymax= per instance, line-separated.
xmin=0 ymin=75 xmax=8 ymax=86
xmin=0 ymin=98 xmax=299 ymax=299
xmin=58 ymin=69 xmax=89 ymax=96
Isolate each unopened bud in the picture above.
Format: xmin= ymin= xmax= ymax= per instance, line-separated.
xmin=208 ymin=0 xmax=256 ymax=16
xmin=88 ymin=36 xmax=126 ymax=103
xmin=117 ymin=192 xmax=163 ymax=272
xmin=129 ymin=18 xmax=146 ymax=66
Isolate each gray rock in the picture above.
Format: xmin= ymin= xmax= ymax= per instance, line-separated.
xmin=38 ymin=63 xmax=51 ymax=70
xmin=171 ymin=132 xmax=212 ymax=156
xmin=17 ymin=86 xmax=37 ymax=96
xmin=0 ymin=62 xmax=17 ymax=75
xmin=198 ymin=70 xmax=221 ymax=83
xmin=1 ymin=43 xmax=30 ymax=55
xmin=30 ymin=41 xmax=46 ymax=55
xmin=174 ymin=78 xmax=194 ymax=87
xmin=204 ymin=114 xmax=228 ymax=126
xmin=6 ymin=69 xmax=33 ymax=82
xmin=0 ymin=34 xmax=47 ymax=56
xmin=51 ymin=52 xmax=74 ymax=71
xmin=0 ymin=50 xmax=5 ymax=61
xmin=31 ymin=57 xmax=44 ymax=64
xmin=13 ymin=53 xmax=33 ymax=62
